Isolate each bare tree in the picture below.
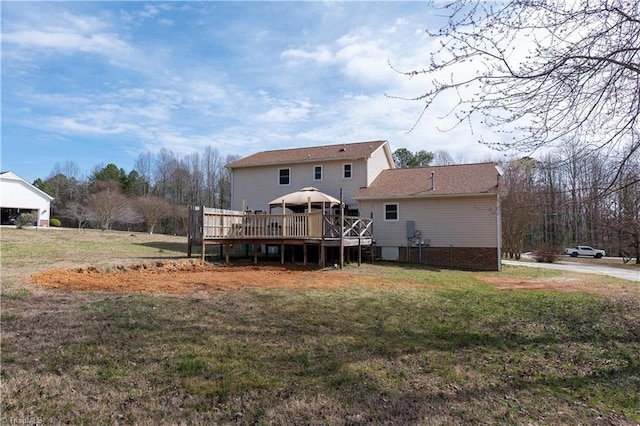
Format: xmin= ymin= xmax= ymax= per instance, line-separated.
xmin=51 ymin=160 xmax=81 ymax=180
xmin=610 ymin=149 xmax=640 ymax=262
xmin=218 ymin=155 xmax=239 ymax=209
xmin=133 ymin=195 xmax=172 ymax=234
xmin=203 ymin=146 xmax=223 ymax=207
xmin=60 ymin=201 xmax=93 ymax=229
xmin=186 ymin=152 xmax=204 ymax=206
xmin=432 ymin=150 xmax=457 ymax=166
xmin=134 ymin=152 xmax=154 ymax=196
xmin=34 ymin=161 xmax=87 ymax=215
xmin=153 ymin=149 xmax=177 ymax=201
xmin=501 ymin=157 xmax=539 ymax=258
xmin=392 ymin=1 xmax=640 ymax=189
xmin=86 ymin=182 xmax=133 ymax=230
xmin=174 ymin=204 xmax=190 ymax=236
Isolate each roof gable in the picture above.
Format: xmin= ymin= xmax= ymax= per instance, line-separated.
xmin=353 ymin=162 xmax=503 ymax=199
xmin=228 ymin=140 xmax=389 ymax=168
xmin=0 ymin=171 xmax=55 ymax=201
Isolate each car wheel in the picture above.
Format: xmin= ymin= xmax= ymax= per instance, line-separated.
xmin=571 ymin=252 xmax=578 ymax=257
xmin=595 ymin=253 xmax=602 ymax=258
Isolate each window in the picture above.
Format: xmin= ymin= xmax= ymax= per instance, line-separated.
xmin=278 ymin=168 xmax=291 ymax=186
xmin=313 ymin=165 xmax=323 ymax=181
xmin=343 ymin=163 xmax=352 ymax=179
xmin=384 ymin=203 xmax=399 ymax=221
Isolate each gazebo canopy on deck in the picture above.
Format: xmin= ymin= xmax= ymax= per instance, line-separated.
xmin=268 ymin=187 xmax=341 ymax=213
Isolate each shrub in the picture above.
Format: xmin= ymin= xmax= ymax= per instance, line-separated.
xmin=50 ymin=218 xmax=62 ymax=227
xmin=531 ymin=247 xmax=559 ymax=263
xmin=15 ymin=213 xmax=35 ymax=229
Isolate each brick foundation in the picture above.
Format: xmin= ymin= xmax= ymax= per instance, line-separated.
xmin=398 ymin=246 xmax=499 ymax=271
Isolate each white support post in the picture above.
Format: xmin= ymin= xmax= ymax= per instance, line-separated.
xmin=281 ymin=200 xmax=286 ymax=237
xmin=307 ymin=196 xmax=311 ymax=237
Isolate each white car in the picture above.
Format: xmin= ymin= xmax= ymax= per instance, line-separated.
xmin=563 ymin=246 xmax=606 ymax=258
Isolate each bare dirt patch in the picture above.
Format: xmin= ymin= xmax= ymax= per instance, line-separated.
xmin=476 ymin=274 xmax=640 ymax=300
xmin=29 ymin=258 xmax=639 ymax=299
xmin=30 ymin=259 xmax=411 ymax=294
xmin=476 ymin=275 xmax=588 ymax=292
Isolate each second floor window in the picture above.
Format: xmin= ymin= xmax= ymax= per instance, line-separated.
xmin=279 ymin=168 xmax=291 ymax=185
xmin=313 ymin=165 xmax=323 ymax=181
xmin=343 ymin=163 xmax=352 ymax=179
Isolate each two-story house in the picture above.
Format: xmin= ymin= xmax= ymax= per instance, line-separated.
xmin=228 ymin=140 xmax=395 ymax=214
xmin=226 ymin=141 xmax=504 ymax=271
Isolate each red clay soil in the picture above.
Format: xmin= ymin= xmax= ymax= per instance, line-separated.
xmin=31 ymin=259 xmax=635 ymax=297
xmin=30 ymin=260 xmax=405 ymax=295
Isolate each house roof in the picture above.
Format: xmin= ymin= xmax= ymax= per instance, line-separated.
xmin=353 ymin=162 xmax=504 ymax=200
xmin=0 ymin=171 xmax=54 ymax=201
xmin=228 ymin=140 xmax=390 ymax=168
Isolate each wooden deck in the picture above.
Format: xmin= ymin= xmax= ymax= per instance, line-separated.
xmin=187 ymin=206 xmax=373 ymax=266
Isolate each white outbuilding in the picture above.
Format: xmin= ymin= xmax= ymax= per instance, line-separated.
xmin=0 ymin=171 xmax=54 ymax=226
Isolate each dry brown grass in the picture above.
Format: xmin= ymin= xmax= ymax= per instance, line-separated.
xmin=2 ymin=227 xmax=639 ymax=424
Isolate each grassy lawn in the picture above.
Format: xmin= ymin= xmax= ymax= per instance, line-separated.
xmin=1 ymin=227 xmax=639 ymax=424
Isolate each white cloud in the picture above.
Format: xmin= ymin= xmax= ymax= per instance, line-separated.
xmin=186 ymin=81 xmax=228 ymax=104
xmin=282 ymin=46 xmax=334 ymax=64
xmin=5 ymin=7 xmax=109 ymax=34
xmin=2 ymin=30 xmax=131 ymax=56
xmin=335 ymin=40 xmax=393 ymax=84
xmin=256 ymin=99 xmax=314 ymax=123
xmin=50 ymin=116 xmax=138 ymax=136
xmin=138 ymin=4 xmax=172 ymax=19
xmin=1 ymin=7 xmax=174 ymax=77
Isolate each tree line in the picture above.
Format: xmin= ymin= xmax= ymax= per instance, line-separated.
xmin=501 ymin=148 xmax=640 ymax=263
xmin=34 ymin=147 xmax=239 ymax=235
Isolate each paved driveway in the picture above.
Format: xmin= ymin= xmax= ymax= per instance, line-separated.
xmin=502 ymin=259 xmax=640 ymax=282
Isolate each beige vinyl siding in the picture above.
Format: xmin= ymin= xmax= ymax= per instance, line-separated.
xmin=319 ymin=160 xmax=369 ymax=208
xmin=232 ymin=159 xmax=369 ymax=211
xmin=366 ymin=144 xmax=394 ymax=186
xmin=232 ymin=166 xmax=279 ymax=211
xmin=230 ymin=141 xmax=394 ymax=212
xmin=359 ymin=196 xmax=499 ymax=248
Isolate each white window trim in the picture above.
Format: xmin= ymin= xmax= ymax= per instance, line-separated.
xmin=343 ymin=163 xmax=353 ymax=179
xmin=384 ymin=203 xmax=399 ymax=221
xmin=278 ymin=168 xmax=291 ymax=186
xmin=313 ymin=165 xmax=323 ymax=181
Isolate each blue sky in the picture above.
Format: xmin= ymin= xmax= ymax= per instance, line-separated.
xmin=2 ymin=1 xmax=504 ymax=184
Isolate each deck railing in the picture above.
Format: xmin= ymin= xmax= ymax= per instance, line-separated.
xmin=188 ymin=206 xmax=372 ymax=242
xmin=323 ymin=215 xmax=374 ymax=238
